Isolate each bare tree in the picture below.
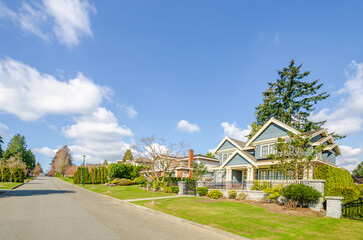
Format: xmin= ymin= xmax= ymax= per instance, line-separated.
xmin=133 ymin=136 xmax=188 ymax=182
xmin=6 ymin=155 xmax=26 ymax=182
xmin=52 ymin=146 xmax=72 ymax=176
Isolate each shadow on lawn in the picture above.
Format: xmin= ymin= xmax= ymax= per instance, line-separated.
xmin=0 ymin=189 xmax=75 ymax=198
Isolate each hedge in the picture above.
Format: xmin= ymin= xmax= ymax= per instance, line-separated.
xmin=314 ymin=165 xmax=355 ymax=199
xmin=0 ymin=167 xmax=25 ymax=183
xmin=108 ymin=163 xmax=143 ymax=180
xmin=73 ymin=166 xmax=108 ymax=184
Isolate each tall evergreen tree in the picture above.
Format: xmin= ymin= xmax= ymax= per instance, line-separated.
xmin=248 ymin=60 xmax=330 ymax=139
xmin=3 ymin=134 xmax=35 ymax=169
xmin=0 ymin=136 xmax=3 ymax=158
xmin=122 ymin=149 xmax=133 ymax=163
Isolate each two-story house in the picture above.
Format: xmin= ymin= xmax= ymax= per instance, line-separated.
xmin=211 ymin=118 xmax=341 ymax=184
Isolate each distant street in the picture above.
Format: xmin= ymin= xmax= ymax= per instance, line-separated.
xmin=0 ymin=177 xmax=244 ymax=240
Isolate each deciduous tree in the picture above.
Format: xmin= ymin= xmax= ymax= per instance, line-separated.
xmin=133 ymin=136 xmax=188 ymax=182
xmin=353 ymin=161 xmax=363 ymax=177
xmin=193 ymin=161 xmax=208 ymax=180
xmin=3 ymin=134 xmax=36 ymax=170
xmin=52 ymin=146 xmax=72 ymax=176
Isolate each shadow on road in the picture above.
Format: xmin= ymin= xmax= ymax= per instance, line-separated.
xmin=0 ymin=189 xmax=75 ymax=198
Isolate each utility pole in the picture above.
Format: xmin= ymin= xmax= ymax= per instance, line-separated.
xmin=82 ymin=155 xmax=86 ymax=186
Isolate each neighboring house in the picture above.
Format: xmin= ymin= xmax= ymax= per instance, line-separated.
xmin=141 ymin=149 xmax=219 ymax=179
xmin=117 ymin=158 xmax=152 ymax=167
xmin=173 ymin=149 xmax=219 ymax=179
xmin=211 ymin=118 xmax=342 ymax=184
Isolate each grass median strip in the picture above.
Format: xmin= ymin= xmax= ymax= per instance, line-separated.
xmin=0 ymin=182 xmax=23 ymax=190
xmin=134 ymin=197 xmax=363 ymax=240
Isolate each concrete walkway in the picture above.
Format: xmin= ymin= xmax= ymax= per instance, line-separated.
xmin=125 ymin=195 xmax=194 ymax=202
xmin=0 ymin=176 xmax=248 ymax=240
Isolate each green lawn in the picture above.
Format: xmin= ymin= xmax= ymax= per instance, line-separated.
xmin=134 ymin=197 xmax=363 ymax=240
xmin=58 ymin=177 xmax=175 ymax=200
xmin=0 ymin=182 xmax=23 ymax=189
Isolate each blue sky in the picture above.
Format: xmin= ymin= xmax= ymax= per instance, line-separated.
xmin=0 ymin=1 xmax=363 ymax=172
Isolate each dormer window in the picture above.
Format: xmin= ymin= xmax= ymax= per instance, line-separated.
xmin=261 ymin=143 xmax=276 ymax=157
xmin=222 ymin=152 xmax=232 ymax=162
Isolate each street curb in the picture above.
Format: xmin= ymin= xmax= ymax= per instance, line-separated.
xmin=0 ymin=177 xmax=37 ymax=195
xmin=57 ymin=178 xmax=250 ymax=240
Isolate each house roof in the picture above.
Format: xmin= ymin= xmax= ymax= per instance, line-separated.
xmin=245 ymin=118 xmax=300 ymax=147
xmin=212 ymin=136 xmax=246 ymax=155
xmin=219 ymin=149 xmax=257 ymax=169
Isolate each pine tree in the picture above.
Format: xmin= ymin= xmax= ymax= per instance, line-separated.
xmin=248 ymin=60 xmax=336 ymax=139
xmin=122 ymin=149 xmax=133 ymax=163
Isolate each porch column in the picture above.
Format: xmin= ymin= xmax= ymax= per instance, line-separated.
xmin=247 ymin=167 xmax=254 ymax=181
xmin=226 ymin=169 xmax=233 ymax=182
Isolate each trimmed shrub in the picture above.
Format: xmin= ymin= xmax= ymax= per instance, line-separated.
xmin=251 ymin=180 xmax=270 ymax=191
xmin=133 ymin=175 xmax=147 ymax=185
xmin=314 ymin=165 xmax=354 ymax=199
xmin=164 ymin=187 xmax=173 ymax=193
xmin=228 ymin=190 xmax=237 ymax=199
xmin=116 ymin=179 xmax=133 ymax=186
xmin=263 ymin=184 xmax=283 ymax=203
xmin=330 ymin=187 xmax=359 ymax=204
xmin=170 ymin=186 xmax=179 ymax=194
xmin=196 ymin=187 xmax=208 ymax=196
xmin=207 ymin=189 xmax=223 ymax=199
xmin=356 ymin=184 xmax=363 ymax=198
xmin=236 ymin=192 xmax=248 ymax=200
xmin=281 ymin=183 xmax=322 ymax=208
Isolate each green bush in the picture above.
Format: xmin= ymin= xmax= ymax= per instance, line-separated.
xmin=228 ymin=190 xmax=237 ymax=199
xmin=314 ymin=165 xmax=354 ymax=199
xmin=133 ymin=175 xmax=147 ymax=185
xmin=281 ymin=184 xmax=322 ymax=208
xmin=207 ymin=189 xmax=223 ymax=199
xmin=116 ymin=179 xmax=133 ymax=186
xmin=355 ymin=184 xmax=363 ymax=198
xmin=251 ymin=180 xmax=270 ymax=190
xmin=330 ymin=187 xmax=359 ymax=204
xmin=196 ymin=187 xmax=208 ymax=196
xmin=170 ymin=186 xmax=179 ymax=193
xmin=108 ymin=163 xmax=143 ymax=180
xmin=236 ymin=192 xmax=248 ymax=200
xmin=164 ymin=187 xmax=172 ymax=193
xmin=263 ymin=184 xmax=283 ymax=202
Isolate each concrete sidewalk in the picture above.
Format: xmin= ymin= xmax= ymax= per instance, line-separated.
xmin=125 ymin=194 xmax=194 ymax=202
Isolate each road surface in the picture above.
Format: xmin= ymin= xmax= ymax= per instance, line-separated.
xmin=0 ymin=177 xmax=246 ymax=240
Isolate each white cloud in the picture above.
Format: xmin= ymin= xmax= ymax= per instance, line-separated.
xmin=337 ymin=145 xmax=363 ymax=172
xmin=177 ymin=120 xmax=200 ymax=133
xmin=0 ymin=0 xmax=95 ymax=47
xmin=221 ymin=122 xmax=251 ymax=142
xmin=121 ymin=105 xmax=138 ymax=119
xmin=62 ymin=107 xmax=133 ymax=163
xmin=310 ymin=61 xmax=363 ymax=135
xmin=0 ymin=57 xmax=109 ymax=121
xmin=0 ymin=122 xmax=8 ymax=136
xmin=33 ymin=146 xmax=58 ymax=157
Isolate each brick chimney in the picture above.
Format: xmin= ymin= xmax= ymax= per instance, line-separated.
xmin=188 ymin=149 xmax=194 ymax=178
xmin=188 ymin=149 xmax=194 ymax=168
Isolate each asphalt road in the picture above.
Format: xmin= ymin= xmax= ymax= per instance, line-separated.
xmin=0 ymin=177 xmax=247 ymax=240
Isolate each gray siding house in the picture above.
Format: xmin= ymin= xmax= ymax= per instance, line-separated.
xmin=211 ymin=118 xmax=341 ymax=184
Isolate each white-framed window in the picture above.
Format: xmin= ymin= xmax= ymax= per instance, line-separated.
xmin=260 ymin=143 xmax=276 ymax=157
xmin=261 ymin=145 xmax=268 ymax=156
xmin=222 ymin=152 xmax=232 ymax=162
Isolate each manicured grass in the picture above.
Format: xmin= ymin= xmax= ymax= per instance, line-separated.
xmin=135 ymin=197 xmax=363 ymax=240
xmin=58 ymin=177 xmax=73 ymax=184
xmin=59 ymin=177 xmax=175 ymax=200
xmin=0 ymin=182 xmax=23 ymax=189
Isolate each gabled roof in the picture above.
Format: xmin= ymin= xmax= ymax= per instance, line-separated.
xmin=245 ymin=118 xmax=300 ymax=147
xmin=311 ymin=135 xmax=334 ymax=146
xmin=212 ymin=136 xmax=246 ymax=155
xmin=219 ymin=149 xmax=257 ymax=169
